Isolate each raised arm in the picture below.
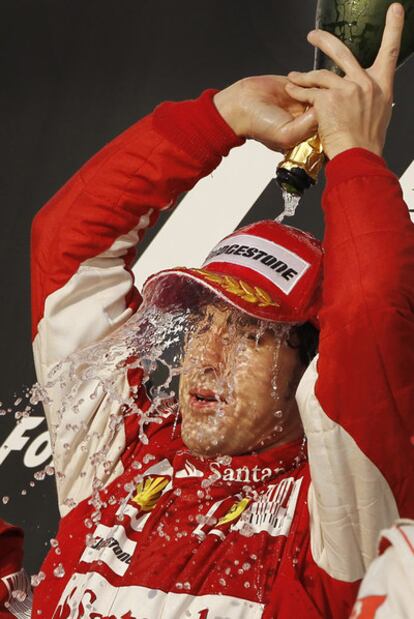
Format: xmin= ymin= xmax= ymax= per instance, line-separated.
xmin=298 ymin=149 xmax=414 ymax=581
xmin=31 ymin=89 xmax=243 ymax=367
xmin=290 ymin=3 xmax=414 ymax=582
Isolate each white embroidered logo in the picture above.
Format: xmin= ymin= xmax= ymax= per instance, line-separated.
xmin=231 ymin=476 xmax=303 ymax=537
xmin=175 ymin=460 xmax=204 ymax=478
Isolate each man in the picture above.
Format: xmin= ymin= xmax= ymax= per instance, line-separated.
xmin=0 ymin=519 xmax=31 ymax=619
xmin=350 ymin=519 xmax=414 ymax=618
xmin=30 ymin=4 xmax=414 ymax=618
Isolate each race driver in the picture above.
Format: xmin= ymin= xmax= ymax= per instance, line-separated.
xmin=0 ymin=519 xmax=31 ymax=619
xmin=30 ymin=4 xmax=414 ymax=618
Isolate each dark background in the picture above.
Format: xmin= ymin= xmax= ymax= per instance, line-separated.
xmin=1 ymin=0 xmax=413 ymax=575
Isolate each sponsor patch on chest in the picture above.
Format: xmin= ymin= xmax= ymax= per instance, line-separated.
xmin=80 ymin=524 xmax=137 ymax=577
xmin=231 ymin=476 xmax=303 ymax=537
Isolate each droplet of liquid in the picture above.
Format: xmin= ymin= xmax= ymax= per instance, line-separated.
xmin=85 ymin=534 xmax=95 ymax=547
xmin=31 ymin=572 xmax=46 ymax=588
xmin=53 ymin=564 xmax=65 ymax=578
xmin=143 ymin=453 xmax=155 ymax=464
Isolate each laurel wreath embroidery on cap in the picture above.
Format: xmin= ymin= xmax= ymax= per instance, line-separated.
xmin=194 ymin=269 xmax=279 ymax=308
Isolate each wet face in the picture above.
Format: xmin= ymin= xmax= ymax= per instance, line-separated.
xmin=179 ymin=302 xmax=306 ymax=457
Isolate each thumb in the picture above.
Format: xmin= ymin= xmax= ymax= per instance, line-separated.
xmin=275 ymin=108 xmax=317 ymax=149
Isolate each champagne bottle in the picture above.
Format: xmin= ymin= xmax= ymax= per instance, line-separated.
xmin=276 ymin=0 xmax=414 ymax=196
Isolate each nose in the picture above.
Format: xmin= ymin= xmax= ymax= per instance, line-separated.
xmin=199 ymin=327 xmax=225 ymax=371
xmin=186 ymin=307 xmax=233 ymax=374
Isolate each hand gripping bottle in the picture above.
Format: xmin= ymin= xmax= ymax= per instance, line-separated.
xmin=276 ymin=0 xmax=414 ymax=196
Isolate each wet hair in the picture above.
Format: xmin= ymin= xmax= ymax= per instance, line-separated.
xmin=286 ymin=322 xmax=319 ymax=367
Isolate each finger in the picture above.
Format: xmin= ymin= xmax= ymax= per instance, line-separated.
xmin=307 ymin=29 xmax=365 ymax=81
xmin=371 ymin=3 xmax=404 ymax=91
xmin=285 ymin=82 xmax=319 ymax=106
xmin=276 ymin=108 xmax=318 ymax=149
xmin=288 ymin=69 xmax=344 ymax=90
xmin=274 ymin=81 xmax=311 ymax=114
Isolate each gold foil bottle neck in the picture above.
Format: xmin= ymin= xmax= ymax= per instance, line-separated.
xmin=278 ymin=134 xmax=325 ymax=182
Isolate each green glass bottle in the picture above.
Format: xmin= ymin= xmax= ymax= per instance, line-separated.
xmin=276 ymin=0 xmax=414 ymax=196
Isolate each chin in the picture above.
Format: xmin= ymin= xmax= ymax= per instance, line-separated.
xmin=181 ymin=427 xmax=253 ymax=458
xmin=181 ymin=432 xmax=224 ymax=457
xmin=180 ymin=425 xmax=232 ymax=457
xmin=180 ymin=402 xmax=252 ymax=457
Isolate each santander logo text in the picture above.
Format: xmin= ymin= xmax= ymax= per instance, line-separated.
xmin=52 ymin=586 xmax=142 ymax=619
xmin=51 ymin=573 xmax=263 ymax=618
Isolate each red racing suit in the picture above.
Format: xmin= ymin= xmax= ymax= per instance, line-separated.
xmin=350 ymin=519 xmax=414 ymax=618
xmin=30 ymin=89 xmax=414 ymax=618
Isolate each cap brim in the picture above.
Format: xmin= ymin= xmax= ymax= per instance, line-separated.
xmin=142 ymin=267 xmax=311 ymax=325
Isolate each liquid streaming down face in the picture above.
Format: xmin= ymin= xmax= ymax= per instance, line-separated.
xmin=179 ymin=301 xmax=307 ymax=457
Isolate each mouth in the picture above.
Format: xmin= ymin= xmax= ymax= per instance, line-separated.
xmin=189 ymin=388 xmax=227 ymax=410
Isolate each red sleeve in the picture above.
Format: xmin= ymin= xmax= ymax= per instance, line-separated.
xmin=31 ymin=88 xmax=244 ymax=340
xmin=316 ymin=147 xmax=414 ymax=516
